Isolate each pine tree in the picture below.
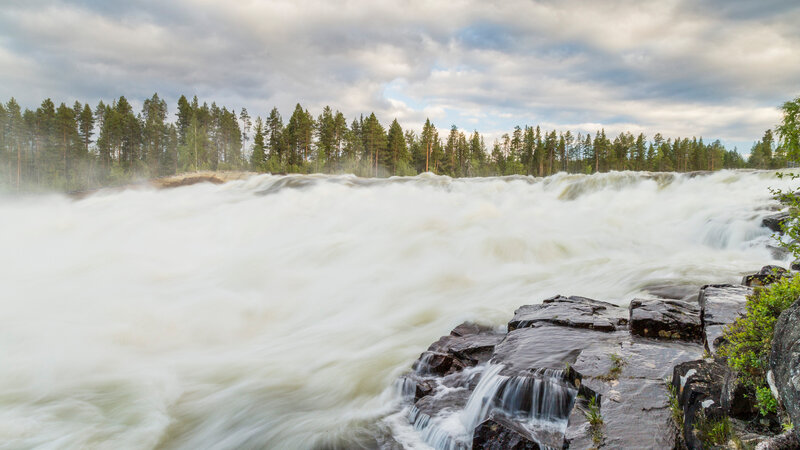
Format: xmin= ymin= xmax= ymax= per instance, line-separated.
xmin=250 ymin=117 xmax=266 ymax=172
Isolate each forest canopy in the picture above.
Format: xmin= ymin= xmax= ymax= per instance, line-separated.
xmin=0 ymin=94 xmax=785 ymax=192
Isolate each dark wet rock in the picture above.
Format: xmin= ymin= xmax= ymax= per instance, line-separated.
xmin=721 ymin=369 xmax=756 ymax=420
xmin=413 ymin=351 xmax=466 ymax=376
xmin=762 ymin=211 xmax=791 ymax=233
xmin=574 ymin=334 xmax=704 ymax=381
xmin=413 ymin=388 xmax=471 ymax=418
xmin=472 ymin=415 xmax=541 ymax=450
xmin=629 ymin=298 xmax=702 ymax=342
xmin=491 ymin=326 xmax=620 ymax=376
xmin=770 ymin=299 xmax=800 ymax=439
xmin=507 ymin=295 xmax=628 ymax=332
xmin=414 ymin=326 xmax=505 ymax=375
xmin=564 ymin=405 xmax=595 ymax=449
xmin=698 ymin=284 xmax=753 ymax=355
xmin=427 ymin=333 xmax=505 ymax=367
xmin=672 ymin=359 xmax=728 ymax=450
xmin=450 ymin=321 xmax=497 ymax=337
xmin=791 ymin=259 xmax=800 ymax=271
xmin=598 ymin=379 xmax=677 ymax=449
xmin=743 ymin=265 xmax=790 ymax=287
xmin=414 ymin=379 xmax=436 ymax=401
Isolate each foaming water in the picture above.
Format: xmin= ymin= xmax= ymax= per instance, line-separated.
xmin=0 ymin=170 xmax=791 ymax=449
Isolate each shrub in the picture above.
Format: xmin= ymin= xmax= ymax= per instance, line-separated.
xmin=718 ymin=274 xmax=800 ymax=415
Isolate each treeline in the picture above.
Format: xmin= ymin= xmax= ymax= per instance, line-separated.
xmin=0 ymin=93 xmax=781 ymax=191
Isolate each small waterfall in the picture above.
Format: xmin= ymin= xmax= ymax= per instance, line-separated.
xmin=413 ymin=352 xmax=436 ymax=374
xmin=407 ymin=364 xmax=583 ymax=450
xmin=394 ymin=376 xmax=417 ymax=401
xmin=460 ymin=364 xmax=579 ymax=448
xmin=407 ymin=406 xmax=468 ymax=450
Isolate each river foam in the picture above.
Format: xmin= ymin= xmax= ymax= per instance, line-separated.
xmin=0 ymin=170 xmax=791 ymax=448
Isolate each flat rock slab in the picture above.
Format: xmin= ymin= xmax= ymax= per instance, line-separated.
xmin=629 ymin=298 xmax=702 ymax=342
xmin=698 ymin=284 xmax=753 ymax=355
xmin=491 ymin=326 xmax=620 ymax=376
xmin=597 ymin=379 xmax=677 ymax=449
xmin=699 ymin=284 xmax=753 ymax=326
xmin=508 ymin=295 xmax=628 ymax=332
xmin=574 ymin=335 xmax=704 ymax=381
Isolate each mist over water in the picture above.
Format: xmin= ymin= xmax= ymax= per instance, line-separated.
xmin=0 ymin=170 xmax=791 ymax=449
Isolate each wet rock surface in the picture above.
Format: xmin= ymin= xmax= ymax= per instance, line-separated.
xmin=698 ymin=284 xmax=753 ymax=355
xmin=472 ymin=415 xmax=541 ymax=450
xmin=508 ymin=295 xmax=628 ymax=332
xmin=762 ymin=211 xmax=791 ymax=233
xmin=672 ymin=359 xmax=728 ymax=449
xmin=393 ymin=280 xmax=780 ymax=449
xmin=629 ymin=298 xmax=702 ymax=342
xmin=770 ymin=299 xmax=800 ymax=439
xmin=743 ymin=265 xmax=789 ymax=287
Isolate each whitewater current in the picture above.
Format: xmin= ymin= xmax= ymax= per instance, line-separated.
xmin=0 ymin=170 xmax=793 ymax=449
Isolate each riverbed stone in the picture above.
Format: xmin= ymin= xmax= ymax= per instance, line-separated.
xmin=629 ymin=298 xmax=702 ymax=342
xmin=507 ymin=295 xmax=628 ymax=332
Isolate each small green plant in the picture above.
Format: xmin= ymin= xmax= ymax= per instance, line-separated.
xmin=598 ymin=353 xmax=626 ymax=381
xmin=755 ymin=386 xmax=779 ymax=416
xmin=584 ymin=396 xmax=604 ymax=446
xmin=666 ymin=380 xmax=684 ymax=430
xmin=694 ymin=410 xmax=731 ymax=447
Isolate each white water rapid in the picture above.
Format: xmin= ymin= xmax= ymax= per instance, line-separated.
xmin=0 ymin=170 xmax=793 ymax=449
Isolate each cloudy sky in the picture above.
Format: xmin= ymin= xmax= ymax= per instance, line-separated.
xmin=1 ymin=0 xmax=799 ymax=152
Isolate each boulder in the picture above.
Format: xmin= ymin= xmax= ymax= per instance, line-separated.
xmin=762 ymin=211 xmax=791 ymax=234
xmin=507 ymin=295 xmax=628 ymax=332
xmin=629 ymin=298 xmax=702 ymax=342
xmin=698 ymin=284 xmax=753 ymax=355
xmin=472 ymin=415 xmax=542 ymax=450
xmin=672 ymin=359 xmax=728 ymax=450
xmin=413 ymin=323 xmax=504 ymax=375
xmin=743 ymin=265 xmax=789 ymax=287
xmin=770 ymin=299 xmax=800 ymax=439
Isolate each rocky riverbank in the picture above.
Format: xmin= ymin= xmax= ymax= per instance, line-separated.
xmin=392 ymin=265 xmax=800 ymax=449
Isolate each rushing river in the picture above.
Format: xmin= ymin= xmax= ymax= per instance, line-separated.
xmin=0 ymin=170 xmax=793 ymax=449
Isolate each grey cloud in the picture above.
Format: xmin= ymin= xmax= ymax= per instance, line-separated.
xmin=0 ymin=0 xmax=797 ymax=149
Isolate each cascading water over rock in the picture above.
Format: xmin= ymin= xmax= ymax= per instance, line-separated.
xmin=0 ymin=170 xmax=793 ymax=448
